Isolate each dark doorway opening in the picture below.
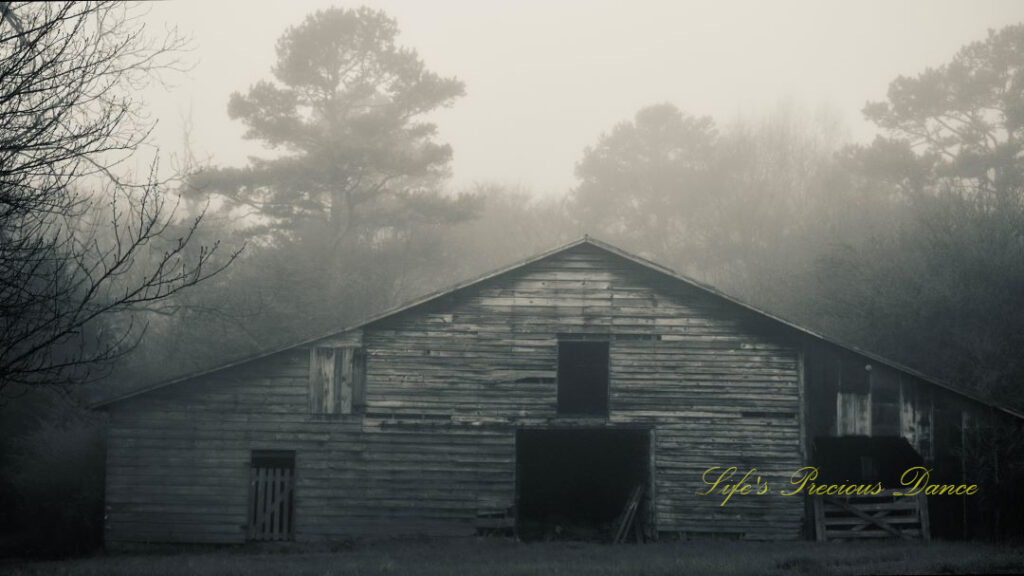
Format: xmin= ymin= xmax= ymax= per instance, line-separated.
xmin=516 ymin=428 xmax=650 ymax=541
xmin=813 ymin=436 xmax=923 ymax=486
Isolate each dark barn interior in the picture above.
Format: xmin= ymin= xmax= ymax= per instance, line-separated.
xmin=516 ymin=428 xmax=649 ymax=540
xmin=813 ymin=436 xmax=924 ymax=486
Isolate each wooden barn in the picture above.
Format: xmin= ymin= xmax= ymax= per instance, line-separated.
xmin=93 ymin=237 xmax=1023 ymax=545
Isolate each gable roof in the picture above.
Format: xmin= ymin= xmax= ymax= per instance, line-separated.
xmin=91 ymin=236 xmax=1024 ymax=420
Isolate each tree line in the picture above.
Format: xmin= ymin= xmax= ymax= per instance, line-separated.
xmin=124 ymin=8 xmax=1024 ymax=413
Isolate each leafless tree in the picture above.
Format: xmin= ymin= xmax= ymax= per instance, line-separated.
xmin=0 ymin=2 xmax=238 ymax=400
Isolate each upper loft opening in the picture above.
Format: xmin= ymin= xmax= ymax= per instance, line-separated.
xmin=557 ymin=340 xmax=609 ymax=416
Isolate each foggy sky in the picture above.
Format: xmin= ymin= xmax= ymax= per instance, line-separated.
xmin=140 ymin=0 xmax=1024 ymax=197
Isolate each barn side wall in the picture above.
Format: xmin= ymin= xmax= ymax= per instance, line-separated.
xmin=105 ymin=244 xmax=804 ymax=544
xmin=800 ymin=340 xmax=1010 ymax=539
xmin=104 ymin=350 xmax=511 ymax=544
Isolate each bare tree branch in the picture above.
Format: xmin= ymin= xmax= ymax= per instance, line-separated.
xmin=0 ymin=2 xmax=240 ymax=401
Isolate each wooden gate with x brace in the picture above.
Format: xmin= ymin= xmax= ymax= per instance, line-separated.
xmin=812 ymin=490 xmax=930 ymax=541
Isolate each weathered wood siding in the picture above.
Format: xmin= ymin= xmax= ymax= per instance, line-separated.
xmin=105 ymin=352 xmax=511 ymax=543
xmin=105 ymin=244 xmax=804 ymax=543
xmin=106 ymin=350 xmax=315 ymax=544
xmin=803 ymin=343 xmax=953 ymax=462
xmin=363 ymin=244 xmax=803 ymax=539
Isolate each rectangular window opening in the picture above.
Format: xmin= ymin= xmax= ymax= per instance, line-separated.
xmin=557 ymin=340 xmax=609 ymax=416
xmin=309 ymin=346 xmax=366 ymax=414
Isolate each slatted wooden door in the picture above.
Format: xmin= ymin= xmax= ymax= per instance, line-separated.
xmin=248 ymin=451 xmax=295 ymax=541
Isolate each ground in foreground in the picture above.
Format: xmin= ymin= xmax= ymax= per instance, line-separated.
xmin=3 ymin=538 xmax=1024 ymax=575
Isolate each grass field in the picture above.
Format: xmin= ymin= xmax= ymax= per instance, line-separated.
xmin=4 ymin=538 xmax=1024 ymax=575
